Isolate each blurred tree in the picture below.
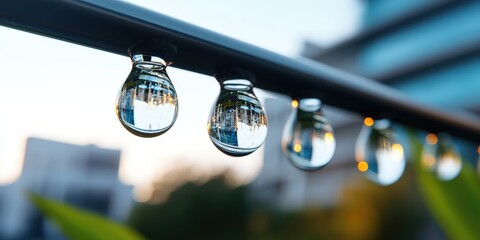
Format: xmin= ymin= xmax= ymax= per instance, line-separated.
xmin=128 ymin=169 xmax=428 ymax=240
xmin=128 ymin=177 xmax=247 ymax=240
xmin=246 ymin=169 xmax=426 ymax=240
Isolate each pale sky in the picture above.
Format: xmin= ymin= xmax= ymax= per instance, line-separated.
xmin=127 ymin=0 xmax=363 ymax=55
xmin=0 ymin=0 xmax=362 ymax=201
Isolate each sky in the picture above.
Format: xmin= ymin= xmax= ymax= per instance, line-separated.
xmin=127 ymin=0 xmax=363 ymax=55
xmin=0 ymin=0 xmax=362 ymax=201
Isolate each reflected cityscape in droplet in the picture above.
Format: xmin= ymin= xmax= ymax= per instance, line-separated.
xmin=207 ymin=79 xmax=267 ymax=156
xmin=355 ymin=119 xmax=405 ymax=186
xmin=116 ymin=54 xmax=178 ymax=137
xmin=422 ymin=133 xmax=462 ymax=181
xmin=282 ymin=98 xmax=336 ymax=171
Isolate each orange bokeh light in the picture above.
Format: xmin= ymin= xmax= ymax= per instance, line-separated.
xmin=358 ymin=161 xmax=368 ymax=172
xmin=364 ymin=117 xmax=374 ymax=127
xmin=425 ymin=133 xmax=438 ymax=145
xmin=291 ymin=100 xmax=299 ymax=108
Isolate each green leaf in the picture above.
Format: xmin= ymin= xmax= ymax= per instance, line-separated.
xmin=28 ymin=192 xmax=144 ymax=240
xmin=409 ymin=131 xmax=480 ymax=240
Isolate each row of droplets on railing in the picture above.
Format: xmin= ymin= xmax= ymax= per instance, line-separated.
xmin=115 ymin=40 xmax=465 ymax=186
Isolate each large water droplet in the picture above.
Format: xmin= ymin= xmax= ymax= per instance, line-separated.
xmin=207 ymin=77 xmax=267 ymax=156
xmin=355 ymin=119 xmax=405 ymax=185
xmin=282 ymin=98 xmax=335 ymax=170
xmin=116 ymin=53 xmax=178 ymax=137
xmin=422 ymin=133 xmax=462 ymax=181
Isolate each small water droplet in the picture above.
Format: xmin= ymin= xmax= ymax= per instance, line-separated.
xmin=282 ymin=98 xmax=335 ymax=170
xmin=422 ymin=133 xmax=462 ymax=181
xmin=355 ymin=119 xmax=405 ymax=185
xmin=116 ymin=53 xmax=178 ymax=137
xmin=207 ymin=78 xmax=267 ymax=156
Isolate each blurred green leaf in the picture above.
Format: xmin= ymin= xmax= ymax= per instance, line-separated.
xmin=409 ymin=131 xmax=480 ymax=240
xmin=28 ymin=192 xmax=144 ymax=240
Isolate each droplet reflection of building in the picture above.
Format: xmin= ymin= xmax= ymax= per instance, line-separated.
xmin=210 ymin=94 xmax=267 ymax=148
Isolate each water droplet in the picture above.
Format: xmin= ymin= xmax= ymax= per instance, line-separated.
xmin=207 ymin=71 xmax=267 ymax=156
xmin=355 ymin=119 xmax=405 ymax=185
xmin=282 ymin=98 xmax=335 ymax=170
xmin=422 ymin=133 xmax=462 ymax=181
xmin=116 ymin=53 xmax=178 ymax=137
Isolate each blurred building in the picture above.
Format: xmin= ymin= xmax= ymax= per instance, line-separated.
xmin=0 ymin=137 xmax=133 ymax=240
xmin=305 ymin=0 xmax=480 ymax=111
xmin=251 ymin=0 xmax=480 ymax=210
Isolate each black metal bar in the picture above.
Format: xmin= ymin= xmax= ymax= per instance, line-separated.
xmin=1 ymin=0 xmax=480 ymax=141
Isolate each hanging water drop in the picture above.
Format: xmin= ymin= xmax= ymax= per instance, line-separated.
xmin=355 ymin=118 xmax=405 ymax=185
xmin=422 ymin=133 xmax=462 ymax=181
xmin=207 ymin=68 xmax=268 ymax=156
xmin=116 ymin=40 xmax=178 ymax=137
xmin=282 ymin=98 xmax=336 ymax=170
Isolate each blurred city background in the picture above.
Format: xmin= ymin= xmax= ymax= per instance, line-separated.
xmin=1 ymin=0 xmax=480 ymax=239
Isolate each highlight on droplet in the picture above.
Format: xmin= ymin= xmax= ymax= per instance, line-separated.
xmin=364 ymin=117 xmax=374 ymax=127
xmin=291 ymin=100 xmax=299 ymax=108
xmin=425 ymin=133 xmax=438 ymax=145
xmin=358 ymin=161 xmax=368 ymax=172
xmin=391 ymin=143 xmax=404 ymax=161
xmin=325 ymin=132 xmax=335 ymax=145
xmin=293 ymin=143 xmax=302 ymax=153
